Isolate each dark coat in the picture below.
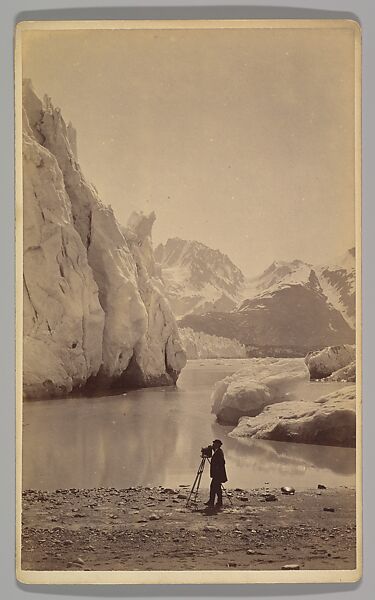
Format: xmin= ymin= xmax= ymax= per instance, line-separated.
xmin=210 ymin=448 xmax=227 ymax=483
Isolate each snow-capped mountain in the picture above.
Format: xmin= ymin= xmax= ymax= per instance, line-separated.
xmin=179 ymin=251 xmax=356 ymax=355
xmin=315 ymin=248 xmax=356 ymax=328
xmin=155 ymin=238 xmax=245 ymax=317
xmin=239 ymin=249 xmax=356 ymax=327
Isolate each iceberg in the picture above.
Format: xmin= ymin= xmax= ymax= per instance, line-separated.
xmin=211 ymin=358 xmax=309 ymax=424
xmin=328 ymin=361 xmax=356 ymax=383
xmin=230 ymin=386 xmax=356 ymax=448
xmin=305 ymin=345 xmax=355 ymax=380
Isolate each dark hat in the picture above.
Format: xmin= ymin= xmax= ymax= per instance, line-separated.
xmin=212 ymin=439 xmax=223 ymax=446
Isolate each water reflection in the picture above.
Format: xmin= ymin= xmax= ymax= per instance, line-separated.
xmin=23 ymin=359 xmax=356 ymax=491
xmin=211 ymin=423 xmax=356 ymax=477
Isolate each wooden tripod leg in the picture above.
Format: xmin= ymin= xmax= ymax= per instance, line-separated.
xmin=193 ymin=460 xmax=205 ymax=504
xmin=186 ymin=458 xmax=205 ymax=507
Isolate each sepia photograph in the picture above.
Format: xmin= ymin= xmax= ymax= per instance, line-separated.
xmin=15 ymin=19 xmax=361 ymax=584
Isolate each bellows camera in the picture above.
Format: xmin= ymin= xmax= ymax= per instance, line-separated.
xmin=201 ymin=445 xmax=213 ymax=458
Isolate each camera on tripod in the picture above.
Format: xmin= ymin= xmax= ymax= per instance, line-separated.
xmin=201 ymin=445 xmax=213 ymax=459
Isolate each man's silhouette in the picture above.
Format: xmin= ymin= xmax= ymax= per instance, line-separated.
xmin=205 ymin=439 xmax=227 ymax=508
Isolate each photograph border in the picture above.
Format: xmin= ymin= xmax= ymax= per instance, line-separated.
xmin=15 ymin=17 xmax=362 ymax=585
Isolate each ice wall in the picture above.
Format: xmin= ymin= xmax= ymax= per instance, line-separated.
xmin=22 ymin=80 xmax=186 ymax=397
xmin=179 ymin=327 xmax=246 ymax=359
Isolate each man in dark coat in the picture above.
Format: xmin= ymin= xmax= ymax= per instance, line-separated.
xmin=205 ymin=439 xmax=227 ymax=508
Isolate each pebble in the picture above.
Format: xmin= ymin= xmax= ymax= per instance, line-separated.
xmin=149 ymin=514 xmax=161 ymax=521
xmin=282 ymin=564 xmax=300 ymax=570
xmin=318 ymin=484 xmax=327 ymax=490
xmin=323 ymin=507 xmax=335 ymax=513
xmin=177 ymin=494 xmax=187 ymax=500
xmin=63 ymin=540 xmax=73 ymax=546
xmin=264 ymin=494 xmax=278 ymax=502
xmin=246 ymin=549 xmax=255 ymax=555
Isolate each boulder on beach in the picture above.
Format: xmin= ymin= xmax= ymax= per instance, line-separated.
xmin=229 ymin=385 xmax=356 ymax=447
xmin=211 ymin=358 xmax=309 ymax=425
xmin=304 ymin=345 xmax=355 ymax=380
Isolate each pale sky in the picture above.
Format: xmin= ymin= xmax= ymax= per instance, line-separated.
xmin=22 ymin=26 xmax=356 ymax=276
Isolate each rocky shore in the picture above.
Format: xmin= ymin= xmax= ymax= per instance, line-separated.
xmin=21 ymin=485 xmax=356 ymax=572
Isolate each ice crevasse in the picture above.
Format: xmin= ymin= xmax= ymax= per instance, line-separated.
xmin=22 ymin=79 xmax=186 ymax=398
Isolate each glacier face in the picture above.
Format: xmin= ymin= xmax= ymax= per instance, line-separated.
xmin=22 ymin=80 xmax=186 ymax=398
xmin=179 ymin=327 xmax=246 ymax=359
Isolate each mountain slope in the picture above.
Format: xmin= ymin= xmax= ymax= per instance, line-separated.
xmin=155 ymin=238 xmax=245 ymax=317
xmin=180 ymin=253 xmax=355 ymax=354
xmin=316 ymin=249 xmax=356 ymax=328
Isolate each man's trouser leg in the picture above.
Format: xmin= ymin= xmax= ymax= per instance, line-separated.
xmin=210 ymin=479 xmax=221 ymax=505
xmin=216 ymin=482 xmax=223 ymax=506
xmin=209 ymin=479 xmax=216 ymax=505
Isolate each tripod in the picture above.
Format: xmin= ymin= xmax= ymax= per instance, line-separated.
xmin=186 ymin=456 xmax=232 ymax=508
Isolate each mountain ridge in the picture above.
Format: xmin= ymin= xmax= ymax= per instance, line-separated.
xmin=159 ymin=240 xmax=356 ymax=355
xmin=155 ymin=237 xmax=245 ymax=317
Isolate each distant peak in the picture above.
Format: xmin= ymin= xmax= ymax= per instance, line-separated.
xmin=127 ymin=211 xmax=156 ymax=240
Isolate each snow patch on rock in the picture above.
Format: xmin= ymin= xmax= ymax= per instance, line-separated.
xmin=211 ymin=358 xmax=309 ymax=425
xmin=230 ymin=385 xmax=356 ymax=448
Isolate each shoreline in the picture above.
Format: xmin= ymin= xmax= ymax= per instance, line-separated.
xmin=21 ymin=484 xmax=356 ymax=572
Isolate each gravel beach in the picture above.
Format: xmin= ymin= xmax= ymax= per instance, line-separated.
xmin=21 ymin=485 xmax=356 ymax=572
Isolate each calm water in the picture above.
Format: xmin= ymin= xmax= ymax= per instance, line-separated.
xmin=22 ymin=359 xmax=355 ymax=491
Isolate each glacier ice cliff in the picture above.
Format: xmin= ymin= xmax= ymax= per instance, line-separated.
xmin=179 ymin=327 xmax=246 ymax=359
xmin=22 ymin=80 xmax=186 ymax=398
